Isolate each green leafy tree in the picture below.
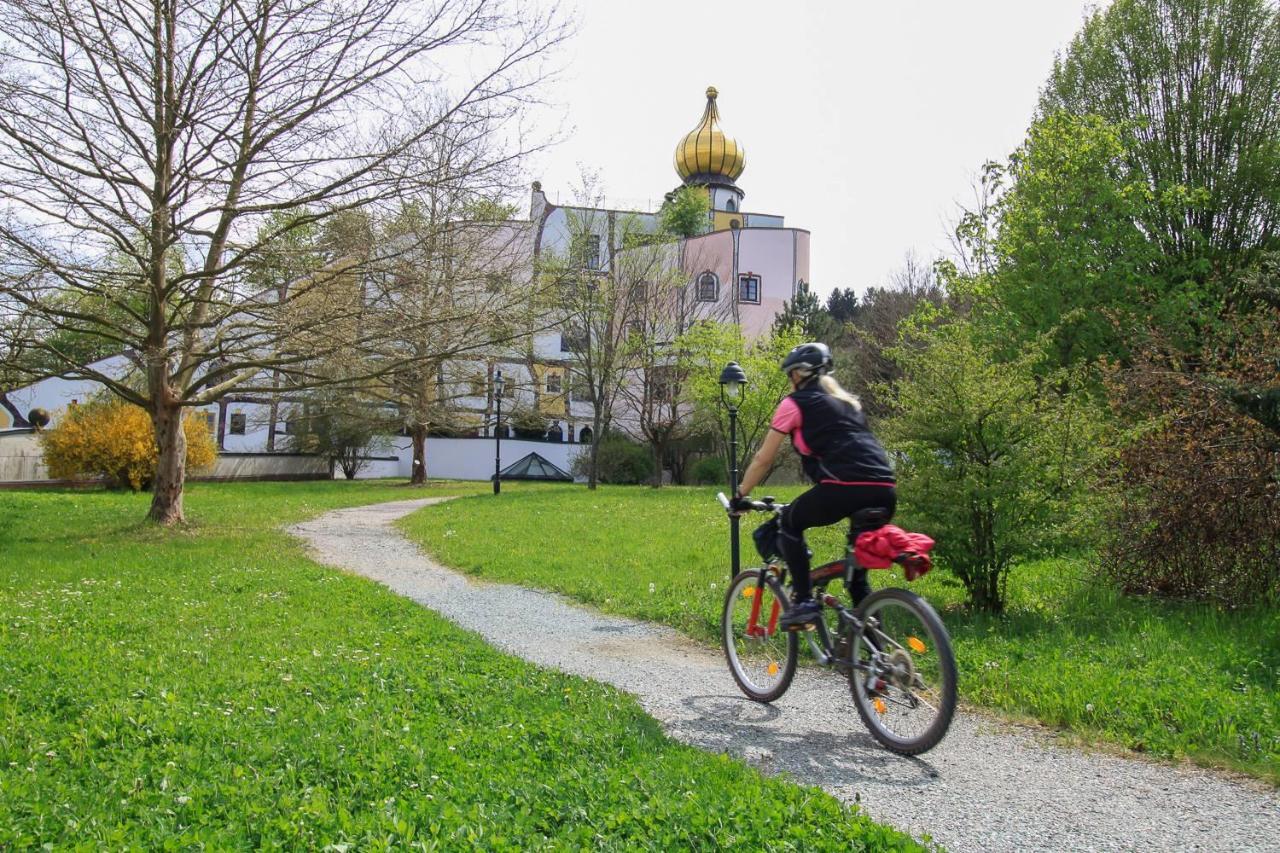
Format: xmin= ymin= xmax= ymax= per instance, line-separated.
xmin=658 ymin=186 xmax=710 ymax=238
xmin=677 ymin=322 xmax=803 ymax=483
xmin=287 ymin=389 xmax=393 ymax=480
xmin=1041 ymin=0 xmax=1280 ymax=273
xmin=771 ymin=289 xmax=834 ymax=340
xmin=832 ymin=254 xmax=945 ymax=418
xmin=882 ymin=318 xmax=1105 ymax=611
xmin=825 ymin=288 xmax=860 ymax=324
xmin=986 ymin=113 xmax=1165 ymax=368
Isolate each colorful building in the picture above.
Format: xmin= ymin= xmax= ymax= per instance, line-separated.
xmin=1 ymin=86 xmax=811 ymax=483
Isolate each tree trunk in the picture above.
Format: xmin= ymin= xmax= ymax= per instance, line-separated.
xmin=650 ymin=440 xmax=663 ymax=488
xmin=587 ymin=410 xmax=602 ymax=490
xmin=0 ymin=393 xmax=29 ymax=428
xmin=410 ymin=424 xmax=427 ymax=485
xmin=148 ymin=401 xmax=187 ymax=525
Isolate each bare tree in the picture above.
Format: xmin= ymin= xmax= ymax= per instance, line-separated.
xmin=617 ymin=238 xmax=715 ymax=486
xmin=0 ymin=0 xmax=566 ymax=523
xmin=543 ymin=192 xmax=644 ymax=489
xmin=947 ymin=161 xmax=1006 ymax=280
xmin=363 ymin=176 xmax=546 ymax=485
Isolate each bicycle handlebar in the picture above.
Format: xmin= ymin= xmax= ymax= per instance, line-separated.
xmin=715 ymin=492 xmax=783 ymax=513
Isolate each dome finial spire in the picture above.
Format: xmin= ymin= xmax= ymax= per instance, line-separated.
xmin=674 ymin=86 xmax=745 ymax=184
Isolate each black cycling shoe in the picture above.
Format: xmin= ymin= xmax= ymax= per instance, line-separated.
xmin=780 ymin=599 xmax=821 ymax=631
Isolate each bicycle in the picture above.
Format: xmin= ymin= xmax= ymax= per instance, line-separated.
xmin=716 ymin=493 xmax=957 ymax=755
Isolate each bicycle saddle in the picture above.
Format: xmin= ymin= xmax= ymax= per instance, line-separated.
xmin=848 ymin=507 xmax=892 ymax=536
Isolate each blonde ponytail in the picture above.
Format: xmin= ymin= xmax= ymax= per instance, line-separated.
xmin=818 ymin=374 xmax=861 ymax=412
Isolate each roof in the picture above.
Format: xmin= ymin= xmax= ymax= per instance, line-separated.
xmin=492 ymin=451 xmax=573 ymax=482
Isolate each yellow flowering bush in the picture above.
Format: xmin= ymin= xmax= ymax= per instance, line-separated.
xmin=40 ymin=398 xmax=216 ymax=491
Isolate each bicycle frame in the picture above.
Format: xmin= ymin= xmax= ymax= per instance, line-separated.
xmin=718 ymin=491 xmax=886 ymax=675
xmin=744 ymin=531 xmax=874 ymax=674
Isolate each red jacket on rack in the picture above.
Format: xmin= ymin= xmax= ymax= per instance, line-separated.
xmin=855 ymin=524 xmax=935 ymax=579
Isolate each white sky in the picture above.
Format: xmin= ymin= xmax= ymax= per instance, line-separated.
xmin=525 ymin=0 xmax=1105 ymax=299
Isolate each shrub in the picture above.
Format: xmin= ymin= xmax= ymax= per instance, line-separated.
xmin=572 ymin=434 xmax=653 ymax=485
xmin=1103 ymin=308 xmax=1280 ymax=606
xmin=287 ymin=400 xmax=389 ymax=480
xmin=506 ymin=406 xmax=550 ymax=441
xmin=40 ymin=398 xmax=216 ymax=490
xmin=882 ymin=318 xmax=1105 ymax=611
xmin=688 ymin=455 xmax=726 ymax=486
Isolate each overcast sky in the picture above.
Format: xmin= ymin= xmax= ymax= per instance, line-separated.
xmin=524 ymin=0 xmax=1106 ymax=299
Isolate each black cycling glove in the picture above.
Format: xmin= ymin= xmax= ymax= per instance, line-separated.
xmin=729 ymin=495 xmax=755 ymax=512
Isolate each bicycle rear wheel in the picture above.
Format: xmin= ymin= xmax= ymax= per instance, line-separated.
xmin=722 ymin=569 xmax=798 ymax=702
xmin=849 ymin=587 xmax=957 ymax=755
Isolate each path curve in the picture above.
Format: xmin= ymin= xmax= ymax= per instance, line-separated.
xmin=289 ymin=499 xmax=1280 ymax=852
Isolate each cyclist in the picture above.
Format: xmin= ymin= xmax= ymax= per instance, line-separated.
xmin=730 ymin=342 xmax=896 ymax=631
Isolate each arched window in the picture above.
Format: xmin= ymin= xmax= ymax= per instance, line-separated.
xmin=546 ymin=423 xmax=563 ymax=443
xmin=696 ymin=272 xmax=718 ymax=302
xmin=578 ymin=426 xmax=593 ymax=445
xmin=725 ymin=197 xmax=736 ymax=212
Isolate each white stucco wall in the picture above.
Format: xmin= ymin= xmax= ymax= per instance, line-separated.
xmin=2 ymin=355 xmax=222 ymax=439
xmin=338 ymin=435 xmax=583 ymax=481
xmin=428 ymin=436 xmax=581 ymax=480
xmin=4 ymin=356 xmax=127 ymax=429
xmin=0 ymin=431 xmax=46 ymax=482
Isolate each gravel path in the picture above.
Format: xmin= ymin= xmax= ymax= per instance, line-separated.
xmin=289 ymin=498 xmax=1280 ymax=852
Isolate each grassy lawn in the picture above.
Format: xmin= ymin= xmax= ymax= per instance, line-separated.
xmin=401 ymin=485 xmax=1280 ymax=783
xmin=0 ymin=480 xmax=920 ymax=850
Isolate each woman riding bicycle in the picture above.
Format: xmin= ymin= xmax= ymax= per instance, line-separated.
xmin=731 ymin=342 xmax=896 ymax=631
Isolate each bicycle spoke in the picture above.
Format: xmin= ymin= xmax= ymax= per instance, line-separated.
xmin=723 ymin=571 xmax=798 ymax=702
xmin=850 ymin=590 xmax=956 ymax=754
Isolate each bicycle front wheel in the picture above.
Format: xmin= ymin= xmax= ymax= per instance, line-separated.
xmin=722 ymin=569 xmax=798 ymax=703
xmin=849 ymin=587 xmax=957 ymax=755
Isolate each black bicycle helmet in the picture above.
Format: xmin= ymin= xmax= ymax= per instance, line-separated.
xmin=780 ymin=342 xmax=833 ymax=375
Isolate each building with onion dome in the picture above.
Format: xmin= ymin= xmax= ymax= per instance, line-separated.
xmin=530 ymin=85 xmax=810 ymax=339
xmin=1 ymin=86 xmax=811 ymax=484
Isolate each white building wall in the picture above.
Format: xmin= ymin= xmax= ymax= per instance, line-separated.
xmin=2 ymin=355 xmax=222 ymax=438
xmin=0 ymin=431 xmax=45 ymax=481
xmin=426 ymin=436 xmax=581 ymax=480
xmin=339 ymin=435 xmax=582 ymax=481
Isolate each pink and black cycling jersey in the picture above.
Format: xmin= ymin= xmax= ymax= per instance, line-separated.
xmin=770 ymin=386 xmax=895 ymax=485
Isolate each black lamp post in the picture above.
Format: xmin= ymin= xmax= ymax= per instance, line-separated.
xmin=493 ymin=369 xmax=504 ymax=495
xmin=719 ymin=361 xmax=747 ymax=572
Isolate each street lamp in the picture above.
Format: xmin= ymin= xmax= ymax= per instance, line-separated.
xmin=493 ymin=369 xmax=504 ymax=495
xmin=719 ymin=361 xmax=748 ymax=572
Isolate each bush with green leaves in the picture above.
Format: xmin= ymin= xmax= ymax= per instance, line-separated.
xmin=882 ymin=317 xmax=1106 ymax=611
xmin=570 ymin=433 xmax=653 ymax=484
xmin=688 ymin=455 xmax=726 ymax=486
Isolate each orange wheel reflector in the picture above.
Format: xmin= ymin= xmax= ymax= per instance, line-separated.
xmin=907 ymin=637 xmax=927 ymax=654
xmin=873 ymin=697 xmax=887 ymax=715
xmin=767 ymin=662 xmax=779 ymax=677
xmin=741 ymin=587 xmax=755 ymax=598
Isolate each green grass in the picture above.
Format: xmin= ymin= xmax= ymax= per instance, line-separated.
xmin=401 ymin=484 xmax=1280 ymax=783
xmin=0 ymin=480 xmax=921 ymax=850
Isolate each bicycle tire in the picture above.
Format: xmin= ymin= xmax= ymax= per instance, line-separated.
xmin=848 ymin=587 xmax=957 ymax=755
xmin=722 ymin=569 xmax=798 ymax=703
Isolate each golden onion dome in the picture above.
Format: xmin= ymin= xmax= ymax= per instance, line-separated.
xmin=674 ymin=86 xmax=745 ymax=183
